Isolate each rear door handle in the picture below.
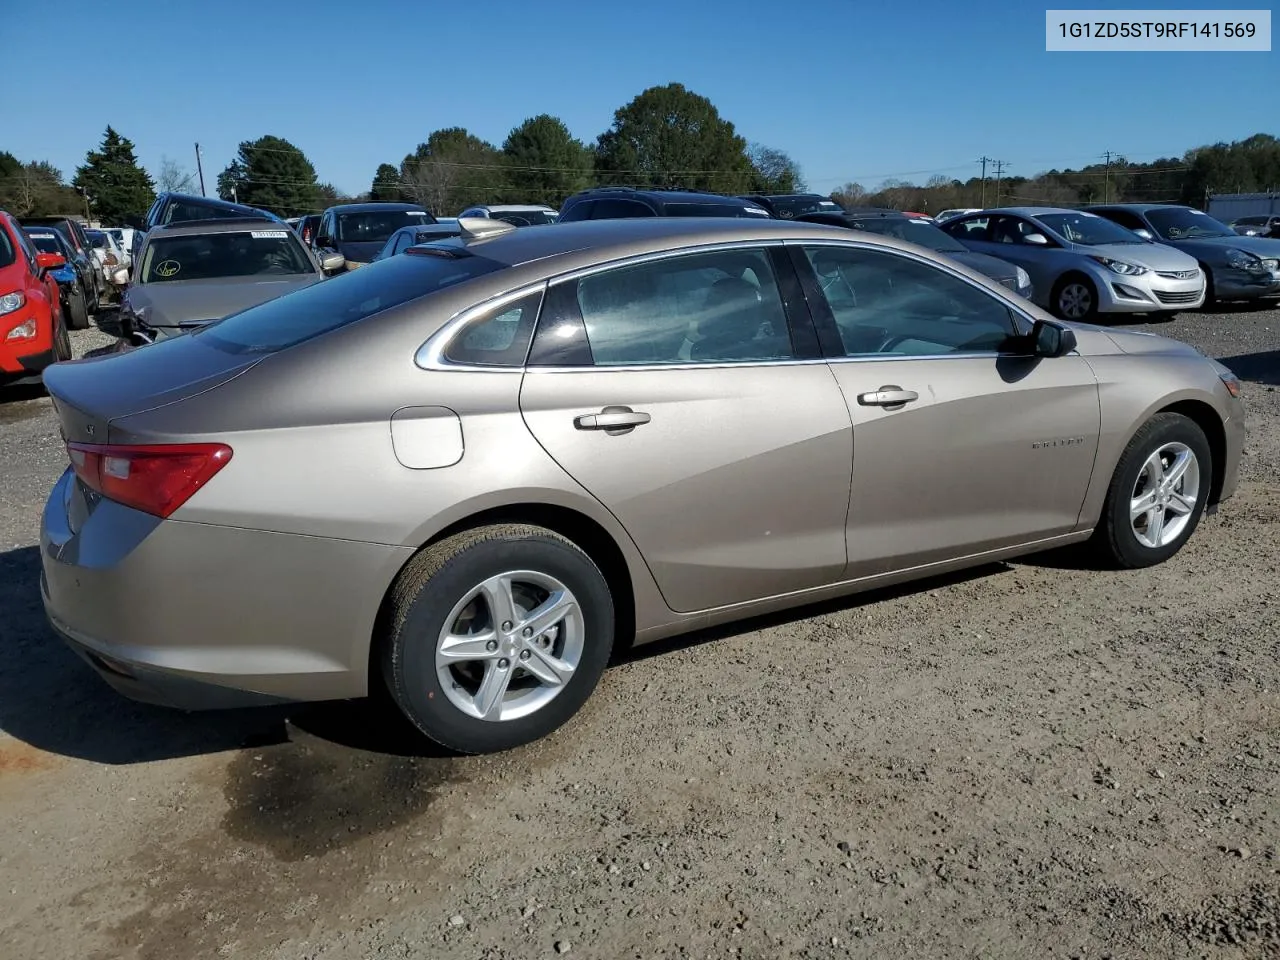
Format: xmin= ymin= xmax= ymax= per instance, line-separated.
xmin=574 ymin=405 xmax=651 ymax=433
xmin=857 ymin=386 xmax=919 ymax=407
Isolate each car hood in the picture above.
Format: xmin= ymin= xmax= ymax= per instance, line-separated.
xmin=946 ymin=249 xmax=1019 ymax=283
xmin=334 ymin=240 xmax=384 ymax=264
xmin=1068 ymin=322 xmax=1204 ymax=360
xmin=1073 ymin=241 xmax=1197 ymax=270
xmin=127 ymin=275 xmax=321 ymax=327
xmin=1163 ymin=234 xmax=1280 ymax=258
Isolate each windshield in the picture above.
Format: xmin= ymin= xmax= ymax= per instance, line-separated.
xmin=336 ymin=209 xmax=433 ymax=243
xmin=25 ymin=231 xmax=64 ymax=255
xmin=1234 ymin=216 xmax=1266 ymax=226
xmin=852 ymin=218 xmax=967 ymax=253
xmin=87 ymin=231 xmax=109 ymax=249
xmin=492 ymin=210 xmax=558 ymax=226
xmin=664 ymin=203 xmax=771 ymax=218
xmin=1145 ymin=207 xmax=1236 ymax=240
xmin=141 ymin=229 xmax=315 ymax=283
xmin=767 ymin=196 xmax=843 ymax=218
xmin=199 ymin=249 xmax=506 ymax=354
xmin=1036 ymin=212 xmax=1146 ymax=245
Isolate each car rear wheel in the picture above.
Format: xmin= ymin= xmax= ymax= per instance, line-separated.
xmin=380 ymin=524 xmax=615 ymax=754
xmin=1052 ymin=275 xmax=1098 ymax=321
xmin=1091 ymin=413 xmax=1212 ymax=569
xmin=67 ymin=287 xmax=90 ymax=330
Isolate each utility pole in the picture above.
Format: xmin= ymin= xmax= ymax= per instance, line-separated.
xmin=992 ymin=160 xmax=1007 ymax=206
xmin=77 ymin=187 xmax=91 ymax=222
xmin=194 ymin=142 xmax=206 ymax=196
xmin=1102 ymin=150 xmax=1115 ymax=203
xmin=977 ymin=156 xmax=990 ymax=206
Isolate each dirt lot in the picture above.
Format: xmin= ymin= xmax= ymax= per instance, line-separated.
xmin=1 ymin=307 xmax=1277 ymax=960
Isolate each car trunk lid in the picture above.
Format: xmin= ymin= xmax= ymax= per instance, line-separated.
xmin=43 ymin=335 xmax=264 ymax=445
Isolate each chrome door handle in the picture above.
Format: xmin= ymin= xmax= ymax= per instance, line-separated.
xmin=857 ymin=386 xmax=919 ymax=407
xmin=574 ymin=406 xmax=651 ymax=433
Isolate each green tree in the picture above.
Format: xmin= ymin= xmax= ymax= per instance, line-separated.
xmin=747 ymin=144 xmax=804 ymax=195
xmin=500 ymin=115 xmax=592 ymax=205
xmin=399 ymin=128 xmax=501 ymax=215
xmin=218 ymin=136 xmax=321 ymax=215
xmin=370 ymin=163 xmax=402 ymax=201
xmin=0 ymin=155 xmax=80 ymax=216
xmin=72 ymin=126 xmax=156 ymax=223
xmin=594 ymin=83 xmax=753 ymax=192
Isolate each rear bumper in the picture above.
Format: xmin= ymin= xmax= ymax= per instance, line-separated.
xmin=40 ymin=469 xmax=413 ymax=710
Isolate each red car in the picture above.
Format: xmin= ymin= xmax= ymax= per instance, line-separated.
xmin=0 ymin=210 xmax=72 ymax=385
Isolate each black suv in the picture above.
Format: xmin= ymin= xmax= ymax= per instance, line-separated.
xmin=740 ymin=193 xmax=844 ymax=219
xmin=128 ymin=193 xmax=279 ymax=258
xmin=557 ymin=187 xmax=773 ymax=221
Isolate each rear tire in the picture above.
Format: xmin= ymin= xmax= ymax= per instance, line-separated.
xmin=1090 ymin=413 xmax=1212 ymax=569
xmin=67 ymin=287 xmax=90 ymax=330
xmin=380 ymin=524 xmax=615 ymax=754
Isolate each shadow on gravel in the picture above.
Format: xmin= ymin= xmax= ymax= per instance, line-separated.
xmin=1219 ymin=349 xmax=1280 ymax=386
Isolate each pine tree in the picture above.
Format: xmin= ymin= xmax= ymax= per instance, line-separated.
xmin=72 ymin=127 xmax=156 ymax=223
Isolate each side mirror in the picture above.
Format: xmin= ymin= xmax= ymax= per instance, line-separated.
xmin=1023 ymin=232 xmax=1050 ymax=246
xmin=320 ymin=251 xmax=346 ymax=274
xmin=111 ymin=266 xmax=130 ymax=285
xmin=1031 ymin=318 xmax=1077 ymax=358
xmin=1132 ymin=228 xmax=1154 ymax=240
xmin=35 ymin=252 xmax=66 ymax=270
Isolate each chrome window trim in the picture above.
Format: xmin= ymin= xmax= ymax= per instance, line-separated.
xmin=414 ymin=281 xmax=547 ymax=372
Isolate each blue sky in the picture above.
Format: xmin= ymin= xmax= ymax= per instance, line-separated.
xmin=3 ymin=0 xmax=1275 ymax=200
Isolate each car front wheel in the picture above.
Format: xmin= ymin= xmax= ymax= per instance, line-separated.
xmin=1091 ymin=412 xmax=1212 ymax=568
xmin=1052 ymin=275 xmax=1099 ymax=321
xmin=381 ymin=524 xmax=615 ymax=754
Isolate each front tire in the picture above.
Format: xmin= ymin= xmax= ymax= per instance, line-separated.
xmin=380 ymin=524 xmax=615 ymax=754
xmin=53 ymin=310 xmax=72 ymax=362
xmin=1091 ymin=413 xmax=1212 ymax=569
xmin=1052 ymin=274 xmax=1099 ymax=322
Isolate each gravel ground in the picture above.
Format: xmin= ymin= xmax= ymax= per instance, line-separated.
xmin=1 ymin=306 xmax=1277 ymax=960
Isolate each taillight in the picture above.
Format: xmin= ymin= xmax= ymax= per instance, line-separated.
xmin=104 ymin=254 xmax=118 ymax=265
xmin=67 ymin=442 xmax=233 ymax=518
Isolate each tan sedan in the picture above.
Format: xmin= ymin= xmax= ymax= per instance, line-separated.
xmin=40 ymin=217 xmax=1244 ymax=753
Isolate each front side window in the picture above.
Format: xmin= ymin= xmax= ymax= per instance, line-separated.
xmin=574 ymin=248 xmax=793 ymax=365
xmin=802 ymin=245 xmax=1018 ymax=357
xmin=0 ymin=223 xmax=17 ymax=269
xmin=141 ymin=229 xmax=316 ymax=282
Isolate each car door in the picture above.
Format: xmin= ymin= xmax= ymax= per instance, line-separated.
xmin=519 ymin=243 xmax=853 ymax=614
xmin=792 ymin=241 xmax=1100 ymax=579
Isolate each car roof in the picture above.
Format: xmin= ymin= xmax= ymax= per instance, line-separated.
xmin=324 ymin=202 xmax=428 ymax=213
xmin=147 ymin=218 xmax=306 ymax=238
xmin=468 ymin=204 xmax=556 ymax=213
xmin=430 ymin=216 xmax=904 ymax=273
xmin=160 ymin=192 xmax=273 ymax=214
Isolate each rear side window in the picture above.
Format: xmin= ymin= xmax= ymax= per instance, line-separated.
xmin=588 ymin=198 xmax=653 ymax=219
xmin=199 ymin=250 xmax=506 ymax=354
xmin=442 ymin=290 xmax=543 ymax=366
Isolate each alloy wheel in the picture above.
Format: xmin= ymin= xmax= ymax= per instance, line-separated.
xmin=1130 ymin=441 xmax=1199 ymax=548
xmin=435 ymin=570 xmax=585 ymax=722
xmin=1058 ymin=282 xmax=1093 ymax=319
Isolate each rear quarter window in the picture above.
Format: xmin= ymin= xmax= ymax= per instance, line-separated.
xmin=198 ymin=250 xmax=507 ymax=354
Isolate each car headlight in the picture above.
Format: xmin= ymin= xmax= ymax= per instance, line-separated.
xmin=0 ymin=291 xmax=25 ymax=316
xmin=1015 ymin=266 xmax=1031 ymax=288
xmin=1224 ymin=248 xmax=1264 ymax=271
xmin=1089 ymin=256 xmax=1148 ymax=276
